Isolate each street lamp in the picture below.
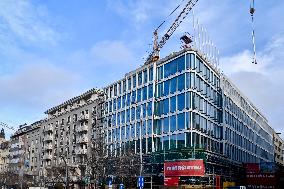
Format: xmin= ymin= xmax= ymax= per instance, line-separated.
xmin=60 ymin=155 xmax=69 ymax=189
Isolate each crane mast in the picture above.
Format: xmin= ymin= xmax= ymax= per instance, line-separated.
xmin=146 ymin=0 xmax=199 ymax=64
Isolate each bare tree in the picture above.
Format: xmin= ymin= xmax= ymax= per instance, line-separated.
xmin=85 ymin=98 xmax=107 ymax=188
xmin=45 ymin=166 xmax=66 ymax=186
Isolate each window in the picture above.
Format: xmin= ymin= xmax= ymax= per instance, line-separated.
xmin=131 ymin=91 xmax=136 ymax=104
xmin=170 ymin=77 xmax=177 ymax=94
xmin=131 ymin=107 xmax=135 ymax=121
xmin=117 ymin=97 xmax=121 ymax=109
xmin=121 ymin=127 xmax=125 ymax=140
xmin=164 ymin=80 xmax=170 ymax=96
xmin=177 ymin=74 xmax=185 ymax=91
xmin=147 ymin=119 xmax=152 ymax=135
xmin=163 ymin=98 xmax=169 ymax=115
xmin=163 ymin=117 xmax=169 ymax=133
xmin=177 ymin=93 xmax=185 ymax=111
xmin=138 ymin=72 xmax=142 ymax=86
xmin=123 ymin=80 xmax=126 ymax=92
xmin=142 ymin=122 xmax=147 ymax=136
xmin=186 ymin=112 xmax=191 ymax=129
xmin=170 ymin=96 xmax=176 ymax=113
xmin=164 ymin=61 xmax=176 ymax=78
xmin=131 ymin=124 xmax=135 ymax=138
xmin=154 ymin=120 xmax=162 ymax=135
xmin=127 ymin=78 xmax=132 ymax=90
xmin=136 ymin=122 xmax=141 ymax=137
xmin=177 ymin=113 xmax=185 ymax=130
xmin=143 ymin=69 xmax=148 ymax=84
xmin=186 ymin=92 xmax=191 ymax=110
xmin=186 ymin=132 xmax=192 ymax=147
xmin=170 ymin=135 xmax=176 ymax=149
xmin=142 ymin=103 xmax=147 ymax=118
xmin=163 ymin=136 xmax=170 ymax=150
xmin=133 ymin=75 xmax=137 ymax=88
xmin=149 ymin=66 xmax=153 ymax=81
xmin=186 ymin=53 xmax=195 ymax=69
xmin=117 ymin=112 xmax=121 ymax=125
xmin=126 ymin=126 xmax=130 ymax=140
xmin=136 ymin=105 xmax=141 ymax=119
xmin=142 ymin=87 xmax=147 ymax=101
xmin=177 ymin=133 xmax=185 ymax=148
xmin=137 ymin=89 xmax=141 ymax=102
xmin=177 ymin=55 xmax=185 ymax=72
xmin=156 ymin=83 xmax=163 ymax=98
xmin=122 ymin=95 xmax=126 ymax=108
xmin=170 ymin=115 xmax=176 ymax=132
xmin=147 ymin=102 xmax=152 ymax=116
xmin=157 ymin=66 xmax=163 ymax=81
xmin=121 ymin=111 xmax=125 ymax=124
xmin=148 ymin=84 xmax=153 ymax=98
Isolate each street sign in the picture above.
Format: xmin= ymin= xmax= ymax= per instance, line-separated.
xmin=119 ymin=184 xmax=124 ymax=189
xmin=138 ymin=176 xmax=144 ymax=188
xmin=108 ymin=179 xmax=112 ymax=189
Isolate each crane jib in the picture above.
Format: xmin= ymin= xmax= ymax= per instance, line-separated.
xmin=145 ymin=0 xmax=199 ymax=64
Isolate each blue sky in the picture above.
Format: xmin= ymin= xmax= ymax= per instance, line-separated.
xmin=0 ymin=0 xmax=284 ymax=138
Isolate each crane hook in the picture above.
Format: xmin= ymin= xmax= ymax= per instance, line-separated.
xmin=250 ymin=0 xmax=257 ymax=64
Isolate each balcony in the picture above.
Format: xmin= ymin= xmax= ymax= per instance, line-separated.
xmin=44 ymin=144 xmax=53 ymax=150
xmin=44 ymin=135 xmax=53 ymax=141
xmin=44 ymin=125 xmax=53 ymax=132
xmin=78 ymin=114 xmax=89 ymax=122
xmin=43 ymin=154 xmax=52 ymax=160
xmin=76 ymin=137 xmax=88 ymax=143
xmin=75 ymin=148 xmax=87 ymax=155
xmin=76 ymin=125 xmax=88 ymax=132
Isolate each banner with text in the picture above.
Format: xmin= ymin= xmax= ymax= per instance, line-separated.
xmin=164 ymin=160 xmax=205 ymax=177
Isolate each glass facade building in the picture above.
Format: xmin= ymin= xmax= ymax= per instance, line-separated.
xmin=103 ymin=49 xmax=274 ymax=170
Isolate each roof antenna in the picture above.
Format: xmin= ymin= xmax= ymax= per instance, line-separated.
xmin=250 ymin=0 xmax=257 ymax=64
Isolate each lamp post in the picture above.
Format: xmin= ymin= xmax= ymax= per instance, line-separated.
xmin=60 ymin=155 xmax=69 ymax=189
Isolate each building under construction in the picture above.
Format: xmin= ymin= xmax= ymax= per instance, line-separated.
xmin=103 ymin=47 xmax=274 ymax=187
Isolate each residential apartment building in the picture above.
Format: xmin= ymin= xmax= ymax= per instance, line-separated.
xmin=273 ymin=131 xmax=284 ymax=165
xmin=0 ymin=129 xmax=10 ymax=172
xmin=41 ymin=88 xmax=103 ymax=178
xmin=9 ymin=123 xmax=41 ymax=175
xmin=24 ymin=121 xmax=42 ymax=176
xmin=103 ymin=48 xmax=275 ymax=181
xmin=9 ymin=125 xmax=27 ymax=173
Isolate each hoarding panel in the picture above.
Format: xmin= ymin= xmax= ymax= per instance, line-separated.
xmin=164 ymin=160 xmax=205 ymax=177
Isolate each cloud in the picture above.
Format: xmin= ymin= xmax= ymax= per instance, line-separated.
xmin=106 ymin=0 xmax=187 ymax=29
xmin=107 ymin=0 xmax=153 ymax=26
xmin=0 ymin=0 xmax=60 ymax=48
xmin=0 ymin=62 xmax=82 ymax=108
xmin=220 ymin=34 xmax=284 ymax=137
xmin=0 ymin=59 xmax=87 ymax=133
xmin=91 ymin=41 xmax=134 ymax=65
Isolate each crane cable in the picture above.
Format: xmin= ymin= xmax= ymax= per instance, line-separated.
xmin=155 ymin=0 xmax=185 ymax=31
xmin=250 ymin=0 xmax=257 ymax=64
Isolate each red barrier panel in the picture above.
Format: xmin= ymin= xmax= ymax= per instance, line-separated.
xmin=164 ymin=177 xmax=179 ymax=186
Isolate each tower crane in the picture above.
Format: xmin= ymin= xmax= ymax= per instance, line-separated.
xmin=145 ymin=0 xmax=199 ymax=64
xmin=145 ymin=0 xmax=258 ymax=65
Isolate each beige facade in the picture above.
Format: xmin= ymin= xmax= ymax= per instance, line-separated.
xmin=41 ymin=88 xmax=103 ymax=182
xmin=6 ymin=88 xmax=103 ymax=186
xmin=0 ymin=139 xmax=10 ymax=172
xmin=273 ymin=132 xmax=284 ymax=165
